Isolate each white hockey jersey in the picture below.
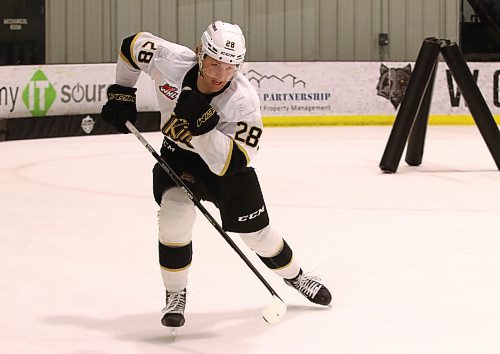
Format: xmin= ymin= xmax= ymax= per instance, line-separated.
xmin=115 ymin=32 xmax=263 ymax=176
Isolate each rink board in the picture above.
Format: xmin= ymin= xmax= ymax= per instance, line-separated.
xmin=262 ymin=114 xmax=500 ymax=126
xmin=1 ymin=62 xmax=500 ymax=139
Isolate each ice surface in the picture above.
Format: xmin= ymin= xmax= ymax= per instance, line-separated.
xmin=1 ymin=126 xmax=499 ymax=354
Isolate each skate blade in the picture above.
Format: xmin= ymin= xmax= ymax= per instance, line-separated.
xmin=168 ymin=327 xmax=178 ymax=341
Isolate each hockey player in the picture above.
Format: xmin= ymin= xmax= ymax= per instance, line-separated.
xmin=101 ymin=21 xmax=331 ymax=329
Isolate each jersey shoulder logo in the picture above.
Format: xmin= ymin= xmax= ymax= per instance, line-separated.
xmin=235 ymin=96 xmax=256 ymax=117
xmin=159 ymin=83 xmax=179 ymax=100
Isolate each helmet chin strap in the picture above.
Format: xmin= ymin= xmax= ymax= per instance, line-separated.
xmin=199 ymin=70 xmax=211 ymax=90
xmin=197 ymin=56 xmax=215 ymax=89
xmin=197 ymin=68 xmax=219 ymax=94
xmin=197 ymin=56 xmax=238 ymax=93
xmin=199 ymin=67 xmax=234 ymax=85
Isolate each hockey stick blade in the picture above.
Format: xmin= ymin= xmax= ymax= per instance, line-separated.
xmin=262 ymin=295 xmax=287 ymax=324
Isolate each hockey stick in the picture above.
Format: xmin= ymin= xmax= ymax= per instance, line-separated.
xmin=125 ymin=121 xmax=286 ymax=324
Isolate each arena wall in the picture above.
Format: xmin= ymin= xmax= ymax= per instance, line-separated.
xmin=44 ymin=0 xmax=459 ymax=63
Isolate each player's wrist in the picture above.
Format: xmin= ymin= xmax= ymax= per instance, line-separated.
xmin=107 ymin=84 xmax=137 ymax=103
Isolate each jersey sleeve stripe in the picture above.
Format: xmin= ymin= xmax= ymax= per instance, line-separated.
xmin=234 ymin=141 xmax=250 ymax=165
xmin=219 ymin=139 xmax=234 ymax=176
xmin=120 ymin=32 xmax=142 ymax=70
xmin=129 ymin=32 xmax=142 ymax=68
xmin=119 ymin=52 xmax=136 ymax=69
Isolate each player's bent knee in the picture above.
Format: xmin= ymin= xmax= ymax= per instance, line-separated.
xmin=158 ymin=187 xmax=196 ymax=245
xmin=239 ymin=225 xmax=283 ymax=257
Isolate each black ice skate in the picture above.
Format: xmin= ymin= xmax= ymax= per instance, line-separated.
xmin=161 ymin=288 xmax=186 ymax=328
xmin=284 ymin=269 xmax=332 ymax=306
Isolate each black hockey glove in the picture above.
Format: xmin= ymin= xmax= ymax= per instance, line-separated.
xmin=174 ymin=89 xmax=220 ymax=136
xmin=101 ymin=84 xmax=137 ymax=133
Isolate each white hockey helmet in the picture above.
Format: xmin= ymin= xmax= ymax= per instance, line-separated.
xmin=199 ymin=21 xmax=246 ymax=65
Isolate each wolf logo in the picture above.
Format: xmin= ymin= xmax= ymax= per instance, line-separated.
xmin=376 ymin=64 xmax=412 ymax=109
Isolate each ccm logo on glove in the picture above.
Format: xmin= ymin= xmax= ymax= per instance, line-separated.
xmin=107 ymin=92 xmax=136 ymax=103
xmin=100 ymin=84 xmax=137 ymax=134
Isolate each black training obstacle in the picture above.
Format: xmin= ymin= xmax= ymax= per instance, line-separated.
xmin=379 ymin=37 xmax=500 ymax=173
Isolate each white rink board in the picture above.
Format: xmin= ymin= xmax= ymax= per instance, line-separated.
xmin=0 ymin=64 xmax=158 ymax=118
xmin=1 ymin=62 xmax=500 ymax=122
